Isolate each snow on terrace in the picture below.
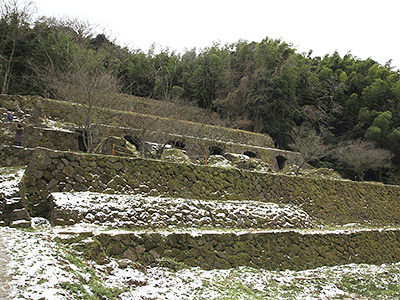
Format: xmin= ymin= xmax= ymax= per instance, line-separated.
xmin=2 ymin=224 xmax=400 ymax=299
xmin=51 ymin=192 xmax=316 ymax=229
xmin=40 ymin=118 xmax=75 ymax=133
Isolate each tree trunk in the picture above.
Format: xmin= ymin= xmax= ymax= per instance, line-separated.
xmin=295 ymin=160 xmax=308 ymax=175
xmin=1 ymin=40 xmax=16 ymax=94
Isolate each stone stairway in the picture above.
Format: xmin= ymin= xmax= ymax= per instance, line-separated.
xmin=0 ymin=167 xmax=30 ymax=228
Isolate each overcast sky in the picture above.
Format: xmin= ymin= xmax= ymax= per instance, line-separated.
xmin=33 ymin=0 xmax=400 ymax=70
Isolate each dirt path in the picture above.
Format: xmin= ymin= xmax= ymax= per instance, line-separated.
xmin=0 ymin=232 xmax=11 ymax=299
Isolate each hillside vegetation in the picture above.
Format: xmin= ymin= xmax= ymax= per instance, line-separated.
xmin=1 ymin=0 xmax=400 ymax=183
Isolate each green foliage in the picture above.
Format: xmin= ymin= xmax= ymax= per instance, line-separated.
xmin=373 ymin=111 xmax=392 ymax=133
xmin=0 ymin=0 xmax=36 ymax=94
xmin=365 ymin=125 xmax=382 ymax=144
xmin=364 ymin=111 xmax=393 ymax=147
xmin=387 ymin=127 xmax=400 ymax=150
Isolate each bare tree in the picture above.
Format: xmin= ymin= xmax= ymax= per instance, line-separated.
xmin=289 ymin=125 xmax=331 ymax=174
xmin=129 ymin=112 xmax=165 ymax=158
xmin=333 ymin=140 xmax=392 ymax=181
xmin=130 ymin=109 xmax=190 ymax=160
xmin=189 ymin=123 xmax=224 ymax=165
xmin=46 ymin=56 xmax=121 ymax=152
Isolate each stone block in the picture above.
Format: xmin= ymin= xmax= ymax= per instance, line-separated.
xmin=10 ymin=219 xmax=31 ymax=228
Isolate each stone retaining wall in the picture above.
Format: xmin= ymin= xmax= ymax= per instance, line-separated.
xmin=0 ymin=167 xmax=30 ymax=228
xmin=0 ymin=94 xmax=301 ymax=170
xmin=69 ymin=229 xmax=400 ymax=271
xmin=97 ymin=126 xmax=302 ymax=169
xmin=30 ymin=96 xmax=275 ymax=148
xmin=13 ymin=124 xmax=301 ymax=170
xmin=24 ymin=149 xmax=400 ymax=226
xmin=24 ymin=127 xmax=80 ymax=152
xmin=0 ymin=146 xmax=33 ymax=167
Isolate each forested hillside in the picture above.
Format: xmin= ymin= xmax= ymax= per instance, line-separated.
xmin=1 ymin=0 xmax=400 ymax=183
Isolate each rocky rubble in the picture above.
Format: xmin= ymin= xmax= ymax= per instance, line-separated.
xmin=209 ymin=153 xmax=275 ymax=173
xmin=160 ymin=148 xmax=192 ymax=164
xmin=94 ymin=136 xmax=140 ymax=157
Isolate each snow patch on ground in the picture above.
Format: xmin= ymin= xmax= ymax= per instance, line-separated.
xmin=2 ymin=226 xmax=79 ymax=299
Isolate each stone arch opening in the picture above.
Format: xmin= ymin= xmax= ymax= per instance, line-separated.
xmin=124 ymin=135 xmax=140 ymax=151
xmin=167 ymin=140 xmax=186 ymax=150
xmin=244 ymin=151 xmax=257 ymax=158
xmin=209 ymin=146 xmax=224 ymax=156
xmin=77 ymin=131 xmax=87 ymax=152
xmin=276 ymin=155 xmax=287 ymax=171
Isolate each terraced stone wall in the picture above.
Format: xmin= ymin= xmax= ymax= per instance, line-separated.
xmin=31 ymin=97 xmax=275 ymax=148
xmin=1 ymin=94 xmax=301 ymax=168
xmin=70 ymin=229 xmax=400 ymax=271
xmin=9 ymin=124 xmax=301 ymax=170
xmin=24 ymin=149 xmax=400 ymax=226
xmin=24 ymin=127 xmax=80 ymax=152
xmin=0 ymin=146 xmax=33 ymax=167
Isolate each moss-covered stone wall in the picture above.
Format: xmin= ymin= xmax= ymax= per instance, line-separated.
xmin=18 ymin=125 xmax=302 ymax=170
xmin=0 ymin=146 xmax=33 ymax=167
xmin=24 ymin=126 xmax=80 ymax=151
xmin=108 ymin=94 xmax=227 ymax=127
xmin=71 ymin=229 xmax=400 ymax=271
xmin=30 ymin=97 xmax=275 ymax=148
xmin=24 ymin=148 xmax=400 ymax=226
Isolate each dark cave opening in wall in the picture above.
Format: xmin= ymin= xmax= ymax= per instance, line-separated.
xmin=209 ymin=146 xmax=224 ymax=156
xmin=167 ymin=140 xmax=186 ymax=149
xmin=244 ymin=151 xmax=257 ymax=158
xmin=78 ymin=132 xmax=87 ymax=152
xmin=124 ymin=135 xmax=141 ymax=151
xmin=276 ymin=155 xmax=287 ymax=171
